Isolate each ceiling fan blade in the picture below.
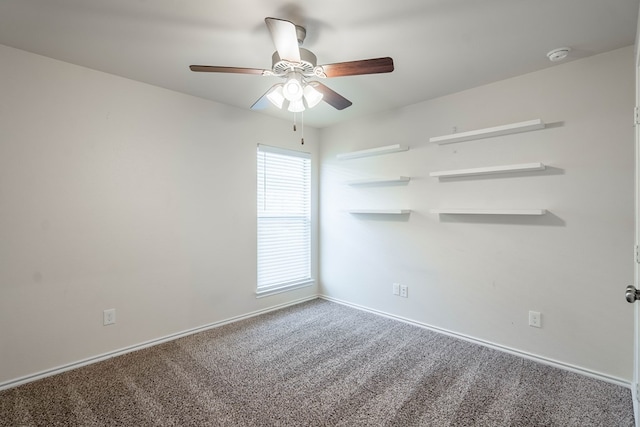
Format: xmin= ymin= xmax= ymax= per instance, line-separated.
xmin=309 ymin=82 xmax=352 ymax=110
xmin=250 ymin=95 xmax=271 ymax=110
xmin=319 ymin=57 xmax=394 ymax=78
xmin=189 ymin=65 xmax=266 ymax=75
xmin=250 ymin=84 xmax=281 ymax=110
xmin=265 ymin=17 xmax=301 ymax=62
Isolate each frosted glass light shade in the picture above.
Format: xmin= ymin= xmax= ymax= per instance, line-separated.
xmin=288 ymin=98 xmax=305 ymax=112
xmin=283 ymin=76 xmax=303 ymax=101
xmin=303 ymin=84 xmax=323 ymax=108
xmin=266 ymin=85 xmax=285 ymax=109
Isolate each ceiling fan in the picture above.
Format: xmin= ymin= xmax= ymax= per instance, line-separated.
xmin=189 ymin=17 xmax=394 ymax=113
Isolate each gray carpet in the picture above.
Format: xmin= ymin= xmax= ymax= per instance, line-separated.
xmin=0 ymin=299 xmax=634 ymax=426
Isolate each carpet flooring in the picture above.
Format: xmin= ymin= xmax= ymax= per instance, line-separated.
xmin=0 ymin=299 xmax=635 ymax=426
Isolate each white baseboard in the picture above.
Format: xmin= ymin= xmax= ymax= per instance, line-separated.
xmin=3 ymin=294 xmax=631 ymax=394
xmin=320 ymin=295 xmax=632 ymax=390
xmin=0 ymin=295 xmax=319 ymax=391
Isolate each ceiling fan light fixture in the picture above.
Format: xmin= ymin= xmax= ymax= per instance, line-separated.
xmin=288 ymin=98 xmax=305 ymax=112
xmin=283 ymin=73 xmax=304 ymax=101
xmin=266 ymin=84 xmax=285 ymax=108
xmin=192 ymin=18 xmax=394 ymax=115
xmin=303 ymin=84 xmax=323 ymax=108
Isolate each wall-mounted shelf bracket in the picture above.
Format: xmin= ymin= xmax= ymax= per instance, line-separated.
xmin=430 ymin=209 xmax=546 ymax=216
xmin=345 ymin=176 xmax=411 ymax=186
xmin=337 ymin=144 xmax=409 ymax=160
xmin=430 ymin=163 xmax=546 ymax=178
xmin=429 ymin=119 xmax=545 ymax=145
xmin=349 ymin=209 xmax=411 ymax=215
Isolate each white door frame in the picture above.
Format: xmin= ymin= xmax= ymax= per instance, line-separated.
xmin=634 ymin=61 xmax=639 ymax=424
xmin=634 ymin=11 xmax=640 ymax=423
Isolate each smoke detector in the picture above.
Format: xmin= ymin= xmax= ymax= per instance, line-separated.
xmin=547 ymin=47 xmax=571 ymax=62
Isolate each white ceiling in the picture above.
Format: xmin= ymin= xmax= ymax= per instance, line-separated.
xmin=0 ymin=0 xmax=638 ymax=128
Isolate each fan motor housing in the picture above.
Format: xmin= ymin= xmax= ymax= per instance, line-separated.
xmin=272 ymin=48 xmax=317 ymax=76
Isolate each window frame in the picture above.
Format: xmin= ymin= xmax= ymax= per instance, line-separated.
xmin=256 ymin=144 xmax=314 ymax=297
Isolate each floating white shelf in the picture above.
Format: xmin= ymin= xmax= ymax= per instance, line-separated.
xmin=430 ymin=163 xmax=546 ymax=178
xmin=337 ymin=144 xmax=409 ymax=160
xmin=430 ymin=209 xmax=546 ymax=216
xmin=429 ymin=119 xmax=545 ymax=145
xmin=349 ymin=209 xmax=412 ymax=215
xmin=345 ymin=176 xmax=411 ymax=186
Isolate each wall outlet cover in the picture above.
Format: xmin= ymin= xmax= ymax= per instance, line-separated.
xmin=103 ymin=308 xmax=116 ymax=326
xmin=400 ymin=284 xmax=408 ymax=298
xmin=528 ymin=311 xmax=541 ymax=328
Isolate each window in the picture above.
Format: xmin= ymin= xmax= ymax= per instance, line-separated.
xmin=257 ymin=144 xmax=312 ymax=296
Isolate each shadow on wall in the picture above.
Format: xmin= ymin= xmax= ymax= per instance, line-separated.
xmin=434 ymin=166 xmax=565 ymax=183
xmin=347 ymin=211 xmax=565 ymax=226
xmin=347 ymin=212 xmax=412 ymax=222
xmin=434 ymin=211 xmax=565 ymax=226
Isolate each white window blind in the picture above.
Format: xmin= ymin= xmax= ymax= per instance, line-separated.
xmin=257 ymin=144 xmax=311 ymax=294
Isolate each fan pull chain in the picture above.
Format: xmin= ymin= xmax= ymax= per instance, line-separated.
xmin=290 ymin=112 xmax=304 ymax=144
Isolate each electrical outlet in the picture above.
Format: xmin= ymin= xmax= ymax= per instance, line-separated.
xmin=103 ymin=308 xmax=116 ymax=326
xmin=400 ymin=284 xmax=408 ymax=298
xmin=393 ymin=283 xmax=400 ymax=295
xmin=528 ymin=311 xmax=541 ymax=328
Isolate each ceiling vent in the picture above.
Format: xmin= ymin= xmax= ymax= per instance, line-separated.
xmin=547 ymin=47 xmax=571 ymax=62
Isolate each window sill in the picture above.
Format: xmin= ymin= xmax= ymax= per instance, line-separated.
xmin=256 ymin=280 xmax=315 ymax=298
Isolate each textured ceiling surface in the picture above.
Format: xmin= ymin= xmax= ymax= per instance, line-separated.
xmin=0 ymin=0 xmax=638 ymax=127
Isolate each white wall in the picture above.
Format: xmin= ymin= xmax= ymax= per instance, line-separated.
xmin=1 ymin=42 xmax=634 ymax=388
xmin=319 ymin=47 xmax=635 ymax=382
xmin=0 ymin=44 xmax=319 ymax=385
